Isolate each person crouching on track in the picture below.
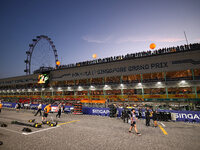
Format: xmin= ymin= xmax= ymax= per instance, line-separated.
xmin=34 ymin=102 xmax=42 ymax=116
xmin=56 ymin=103 xmax=62 ymax=118
xmin=129 ymin=108 xmax=141 ymax=136
xmin=42 ymin=104 xmax=51 ymax=122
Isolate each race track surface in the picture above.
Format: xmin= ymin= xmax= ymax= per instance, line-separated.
xmin=0 ymin=109 xmax=200 ymax=150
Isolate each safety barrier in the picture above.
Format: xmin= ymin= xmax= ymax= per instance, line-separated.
xmin=2 ymin=102 xmax=200 ymax=123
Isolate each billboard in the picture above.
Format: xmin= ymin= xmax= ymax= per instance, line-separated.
xmin=38 ymin=73 xmax=50 ymax=84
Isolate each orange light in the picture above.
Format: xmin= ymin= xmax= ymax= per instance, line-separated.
xmin=56 ymin=61 xmax=60 ymax=66
xmin=92 ymin=54 xmax=97 ymax=59
xmin=150 ymin=43 xmax=156 ymax=49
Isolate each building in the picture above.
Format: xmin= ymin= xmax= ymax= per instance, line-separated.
xmin=0 ymin=43 xmax=200 ymax=110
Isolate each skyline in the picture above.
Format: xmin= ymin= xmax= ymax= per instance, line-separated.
xmin=0 ymin=0 xmax=200 ymax=79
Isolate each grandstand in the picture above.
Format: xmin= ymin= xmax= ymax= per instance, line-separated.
xmin=0 ymin=43 xmax=200 ymax=110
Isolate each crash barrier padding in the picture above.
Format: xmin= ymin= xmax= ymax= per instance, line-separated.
xmin=3 ymin=102 xmax=200 ymax=123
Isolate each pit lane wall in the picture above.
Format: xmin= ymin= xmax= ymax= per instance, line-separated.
xmin=2 ymin=102 xmax=200 ymax=123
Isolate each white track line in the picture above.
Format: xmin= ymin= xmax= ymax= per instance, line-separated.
xmin=22 ymin=126 xmax=60 ymax=135
xmin=160 ymin=122 xmax=166 ymax=127
xmin=0 ymin=127 xmax=22 ymax=135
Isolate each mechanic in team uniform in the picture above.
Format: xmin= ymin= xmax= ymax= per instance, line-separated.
xmin=145 ymin=107 xmax=150 ymax=126
xmin=42 ymin=104 xmax=51 ymax=122
xmin=138 ymin=108 xmax=142 ymax=119
xmin=122 ymin=105 xmax=131 ymax=123
xmin=0 ymin=100 xmax=2 ymax=113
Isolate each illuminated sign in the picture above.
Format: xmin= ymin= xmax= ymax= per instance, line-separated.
xmin=38 ymin=74 xmax=49 ymax=84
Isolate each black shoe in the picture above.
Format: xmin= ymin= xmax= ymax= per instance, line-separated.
xmin=129 ymin=131 xmax=131 ymax=133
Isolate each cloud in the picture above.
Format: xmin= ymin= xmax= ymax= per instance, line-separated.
xmin=195 ymin=38 xmax=200 ymax=42
xmin=154 ymin=38 xmax=184 ymax=42
xmin=82 ymin=34 xmax=185 ymax=44
xmin=116 ymin=37 xmax=144 ymax=44
xmin=82 ymin=36 xmax=104 ymax=43
xmin=116 ymin=36 xmax=184 ymax=44
xmin=82 ymin=35 xmax=112 ymax=44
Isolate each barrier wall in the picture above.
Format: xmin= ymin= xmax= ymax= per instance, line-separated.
xmin=168 ymin=110 xmax=200 ymax=122
xmin=2 ymin=102 xmax=200 ymax=123
xmin=82 ymin=107 xmax=200 ymax=122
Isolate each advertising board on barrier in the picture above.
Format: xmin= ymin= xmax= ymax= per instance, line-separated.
xmin=82 ymin=107 xmax=200 ymax=122
xmin=171 ymin=111 xmax=200 ymax=122
xmin=2 ymin=103 xmax=13 ymax=107
xmin=175 ymin=113 xmax=200 ymax=120
xmin=92 ymin=108 xmax=110 ymax=116
xmin=2 ymin=102 xmax=16 ymax=108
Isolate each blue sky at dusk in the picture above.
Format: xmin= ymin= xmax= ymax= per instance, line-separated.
xmin=0 ymin=0 xmax=200 ymax=79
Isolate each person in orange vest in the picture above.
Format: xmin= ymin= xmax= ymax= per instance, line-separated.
xmin=42 ymin=104 xmax=51 ymax=122
xmin=0 ymin=100 xmax=2 ymax=113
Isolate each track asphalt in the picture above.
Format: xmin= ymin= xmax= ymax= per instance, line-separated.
xmin=0 ymin=109 xmax=200 ymax=150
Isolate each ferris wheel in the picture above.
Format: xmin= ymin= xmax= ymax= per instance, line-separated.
xmin=24 ymin=35 xmax=59 ymax=75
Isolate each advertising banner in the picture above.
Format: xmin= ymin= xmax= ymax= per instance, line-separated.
xmin=170 ymin=110 xmax=200 ymax=122
xmin=2 ymin=102 xmax=15 ymax=108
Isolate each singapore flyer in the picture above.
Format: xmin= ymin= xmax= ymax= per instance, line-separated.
xmin=24 ymin=35 xmax=59 ymax=75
